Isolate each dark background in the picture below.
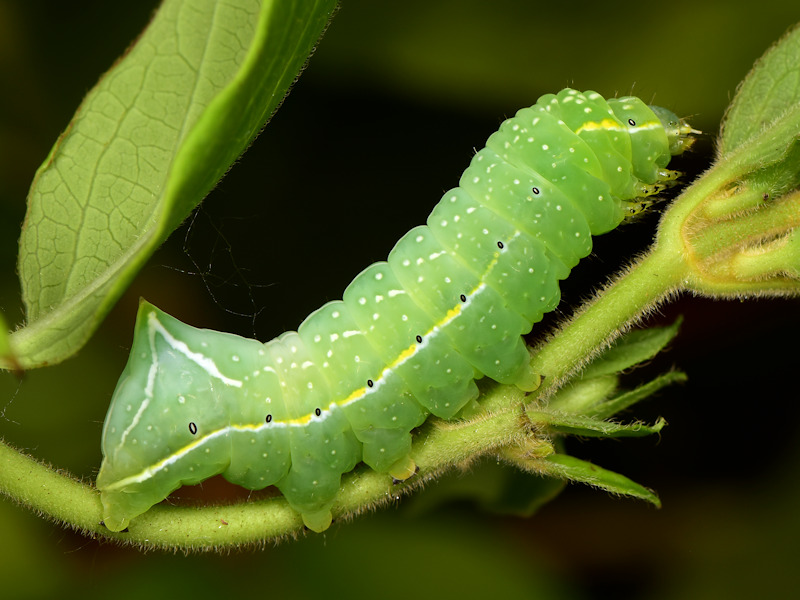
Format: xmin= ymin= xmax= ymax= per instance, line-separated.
xmin=1 ymin=1 xmax=799 ymax=598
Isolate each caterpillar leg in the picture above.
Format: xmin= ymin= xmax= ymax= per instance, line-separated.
xmin=626 ymin=169 xmax=687 ymax=216
xmin=632 ymin=168 xmax=683 ymax=200
xmin=388 ymin=455 xmax=417 ymax=481
xmin=301 ymin=507 xmax=333 ymax=533
xmin=515 ymin=368 xmax=542 ymax=392
xmin=657 ymin=168 xmax=682 ymax=183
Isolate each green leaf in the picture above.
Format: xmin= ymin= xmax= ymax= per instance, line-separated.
xmin=539 ymin=454 xmax=661 ymax=507
xmin=527 ymin=409 xmax=666 ymax=438
xmin=719 ymin=23 xmax=800 ymax=156
xmin=589 ymin=371 xmax=687 ymax=420
xmin=404 ymin=460 xmax=566 ymax=519
xmin=580 ymin=319 xmax=682 ymax=380
xmin=545 ymin=374 xmax=619 ymax=415
xmin=9 ymin=0 xmax=337 ymax=370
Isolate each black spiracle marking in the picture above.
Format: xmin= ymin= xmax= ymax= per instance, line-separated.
xmin=188 ymin=422 xmax=198 ymax=435
xmin=367 ymin=379 xmax=374 ymax=388
xmin=265 ymin=414 xmax=272 ymax=423
xmin=531 ymin=186 xmax=540 ymax=195
xmin=628 ymin=118 xmax=636 ymax=126
xmin=460 ymin=294 xmax=467 ymax=302
xmin=315 ymin=408 xmax=322 ymax=417
xmin=415 ymin=334 xmax=423 ymax=343
xmin=497 ymin=241 xmax=504 ymax=249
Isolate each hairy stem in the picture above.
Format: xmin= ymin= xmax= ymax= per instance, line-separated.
xmin=0 ymin=384 xmax=537 ymax=551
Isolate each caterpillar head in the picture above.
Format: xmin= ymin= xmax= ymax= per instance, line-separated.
xmin=650 ymin=105 xmax=699 ymax=155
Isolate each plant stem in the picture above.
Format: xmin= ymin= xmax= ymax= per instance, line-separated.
xmin=0 ymin=389 xmax=537 ymax=551
xmin=529 ymin=242 xmax=687 ymax=393
xmin=0 ymin=440 xmax=103 ymax=532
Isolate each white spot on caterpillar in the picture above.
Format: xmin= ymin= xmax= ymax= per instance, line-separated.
xmin=232 ymin=355 xmax=240 ymax=362
xmin=343 ymin=330 xmax=361 ymax=338
xmin=375 ymin=272 xmax=383 ymax=280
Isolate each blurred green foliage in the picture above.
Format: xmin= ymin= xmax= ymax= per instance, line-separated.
xmin=1 ymin=1 xmax=800 ymax=598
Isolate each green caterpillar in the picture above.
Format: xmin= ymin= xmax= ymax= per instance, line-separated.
xmin=97 ymin=88 xmax=695 ymax=532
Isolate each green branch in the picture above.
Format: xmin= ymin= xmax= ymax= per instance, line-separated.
xmin=1 ymin=384 xmax=537 ymax=551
